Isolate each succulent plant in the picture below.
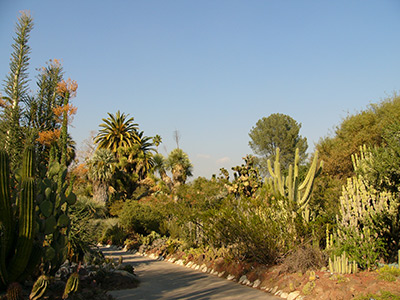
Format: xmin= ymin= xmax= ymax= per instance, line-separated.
xmin=0 ymin=148 xmax=39 ymax=288
xmin=329 ymin=252 xmax=358 ymax=274
xmin=6 ymin=282 xmax=23 ymax=300
xmin=266 ymin=148 xmax=322 ymax=223
xmin=29 ymin=275 xmax=49 ymax=300
xmin=62 ymin=272 xmax=79 ymax=299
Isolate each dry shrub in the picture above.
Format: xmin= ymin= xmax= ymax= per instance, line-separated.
xmin=281 ymin=245 xmax=327 ymax=273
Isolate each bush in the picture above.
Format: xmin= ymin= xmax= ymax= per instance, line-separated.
xmin=99 ymin=222 xmax=127 ymax=246
xmin=281 ymin=245 xmax=327 ymax=273
xmin=119 ymin=200 xmax=163 ymax=235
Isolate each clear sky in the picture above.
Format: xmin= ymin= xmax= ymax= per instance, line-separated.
xmin=1 ymin=1 xmax=400 ymax=179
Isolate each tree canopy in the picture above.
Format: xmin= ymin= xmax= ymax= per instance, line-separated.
xmin=248 ymin=113 xmax=308 ymax=173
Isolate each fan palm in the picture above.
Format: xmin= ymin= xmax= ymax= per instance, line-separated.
xmin=166 ymin=148 xmax=193 ymax=186
xmin=94 ymin=111 xmax=139 ymax=154
xmin=135 ymin=131 xmax=156 ymax=179
xmin=153 ymin=153 xmax=173 ymax=190
xmin=87 ymin=148 xmax=116 ymax=203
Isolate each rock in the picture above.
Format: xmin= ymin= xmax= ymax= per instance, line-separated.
xmin=281 ymin=292 xmax=289 ymax=299
xmin=186 ymin=262 xmax=193 ymax=268
xmin=271 ymin=286 xmax=279 ymax=294
xmin=287 ymin=291 xmax=300 ymax=300
xmin=227 ymin=274 xmax=235 ymax=281
xmin=114 ymin=270 xmax=137 ymax=280
xmin=253 ymin=279 xmax=261 ymax=288
xmin=218 ymin=271 xmax=225 ymax=278
xmin=239 ymin=275 xmax=247 ymax=284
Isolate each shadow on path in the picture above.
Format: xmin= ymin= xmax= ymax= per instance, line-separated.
xmin=102 ymin=247 xmax=280 ymax=300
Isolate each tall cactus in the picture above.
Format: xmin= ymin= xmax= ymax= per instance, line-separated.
xmin=0 ymin=148 xmax=37 ymax=288
xmin=266 ymin=148 xmax=323 ymax=222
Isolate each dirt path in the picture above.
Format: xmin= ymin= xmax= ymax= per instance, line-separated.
xmin=102 ymin=247 xmax=280 ymax=300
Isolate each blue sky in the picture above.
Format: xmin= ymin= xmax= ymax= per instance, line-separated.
xmin=1 ymin=1 xmax=400 ymax=178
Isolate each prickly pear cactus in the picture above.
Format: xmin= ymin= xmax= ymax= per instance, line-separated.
xmin=228 ymin=155 xmax=262 ymax=197
xmin=35 ymin=158 xmax=76 ymax=275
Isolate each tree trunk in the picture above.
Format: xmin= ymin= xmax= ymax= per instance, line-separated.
xmin=93 ymin=181 xmax=108 ymax=203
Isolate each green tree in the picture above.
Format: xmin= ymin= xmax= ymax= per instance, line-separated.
xmin=152 ymin=134 xmax=162 ymax=152
xmin=314 ymin=94 xmax=400 ymax=218
xmin=153 ymin=153 xmax=173 ymax=190
xmin=1 ymin=11 xmax=34 ymax=168
xmin=249 ymin=113 xmax=308 ymax=173
xmin=166 ymin=148 xmax=193 ymax=187
xmin=87 ymin=148 xmax=116 ymax=203
xmin=26 ymin=59 xmax=64 ymax=173
xmin=134 ymin=131 xmax=156 ymax=180
xmin=94 ymin=111 xmax=139 ymax=154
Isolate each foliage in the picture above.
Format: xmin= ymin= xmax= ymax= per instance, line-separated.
xmin=377 ymin=265 xmax=400 ymax=282
xmin=356 ymin=122 xmax=400 ymax=195
xmin=228 ymin=155 xmax=262 ymax=197
xmin=94 ymin=110 xmax=139 ymax=154
xmin=119 ymin=200 xmax=164 ymax=235
xmin=68 ymin=196 xmax=107 ymax=262
xmin=166 ymin=148 xmax=193 ymax=187
xmin=332 ymin=173 xmax=398 ymax=269
xmin=281 ymin=245 xmax=327 ymax=273
xmin=0 ymin=11 xmax=33 ymax=170
xmin=317 ymin=93 xmax=400 ymax=181
xmin=99 ymin=223 xmax=127 ymax=246
xmin=201 ymin=194 xmax=295 ymax=264
xmin=87 ymin=148 xmax=116 ymax=203
xmin=356 ymin=291 xmax=400 ymax=300
xmin=249 ymin=113 xmax=308 ymax=174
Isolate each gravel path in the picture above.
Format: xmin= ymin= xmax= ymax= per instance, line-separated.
xmin=102 ymin=247 xmax=280 ymax=300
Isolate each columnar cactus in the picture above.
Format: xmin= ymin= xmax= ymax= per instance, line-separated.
xmin=266 ymin=148 xmax=322 ymax=222
xmin=329 ymin=252 xmax=358 ymax=274
xmin=0 ymin=148 xmax=38 ymax=288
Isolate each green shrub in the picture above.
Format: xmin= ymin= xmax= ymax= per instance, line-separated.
xmin=99 ymin=220 xmax=127 ymax=245
xmin=377 ymin=265 xmax=400 ymax=282
xmin=119 ymin=200 xmax=163 ymax=235
xmin=355 ymin=291 xmax=400 ymax=300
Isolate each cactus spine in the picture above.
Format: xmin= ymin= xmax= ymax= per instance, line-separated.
xmin=266 ymin=148 xmax=323 ymax=221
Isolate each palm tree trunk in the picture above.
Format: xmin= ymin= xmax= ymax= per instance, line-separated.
xmin=93 ymin=181 xmax=108 ymax=203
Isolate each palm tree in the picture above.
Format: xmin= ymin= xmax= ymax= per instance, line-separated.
xmin=153 ymin=153 xmax=173 ymax=190
xmin=152 ymin=134 xmax=162 ymax=152
xmin=166 ymin=148 xmax=193 ymax=187
xmin=94 ymin=111 xmax=139 ymax=154
xmin=87 ymin=148 xmax=116 ymax=203
xmin=135 ymin=131 xmax=156 ymax=179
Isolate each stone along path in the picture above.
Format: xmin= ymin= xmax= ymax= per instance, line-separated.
xmin=102 ymin=247 xmax=280 ymax=300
